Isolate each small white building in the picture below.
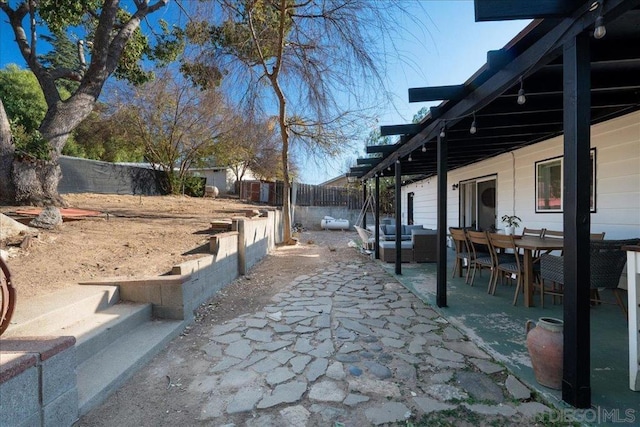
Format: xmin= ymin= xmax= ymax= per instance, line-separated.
xmin=188 ymin=166 xmax=258 ymax=194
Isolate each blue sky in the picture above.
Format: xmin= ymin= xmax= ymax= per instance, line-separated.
xmin=0 ymin=1 xmax=528 ymax=185
xmin=306 ymin=1 xmax=530 ymax=184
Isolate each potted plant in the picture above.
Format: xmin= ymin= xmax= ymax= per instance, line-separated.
xmin=501 ymin=214 xmax=521 ymax=235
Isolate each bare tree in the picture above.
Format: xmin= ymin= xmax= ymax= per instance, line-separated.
xmin=212 ymin=115 xmax=282 ymax=183
xmin=182 ymin=0 xmax=417 ymax=243
xmin=115 ymin=72 xmax=233 ymax=194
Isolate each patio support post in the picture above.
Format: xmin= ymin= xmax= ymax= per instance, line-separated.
xmin=375 ymin=175 xmax=380 ymax=260
xmin=395 ymin=161 xmax=402 ymax=275
xmin=437 ymin=131 xmax=448 ymax=308
xmin=362 ymin=181 xmax=367 ymax=230
xmin=562 ymin=31 xmax=591 ymax=409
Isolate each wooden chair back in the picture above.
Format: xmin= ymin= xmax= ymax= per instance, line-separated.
xmin=522 ymin=227 xmax=544 ymax=238
xmin=449 ymin=227 xmax=469 ymax=254
xmin=466 ymin=229 xmax=487 ymax=246
xmin=544 ymin=230 xmax=563 ymax=239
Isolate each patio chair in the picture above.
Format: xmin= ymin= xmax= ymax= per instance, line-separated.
xmin=466 ymin=230 xmax=495 ymax=290
xmin=539 ymin=238 xmax=640 ymax=315
xmin=488 ymin=232 xmax=524 ymax=305
xmin=449 ymin=227 xmax=471 ymax=283
xmin=522 ymin=227 xmax=545 ymax=238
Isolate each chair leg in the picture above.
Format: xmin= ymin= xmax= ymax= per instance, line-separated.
xmin=613 ymin=289 xmax=628 ymax=318
xmin=469 ymin=263 xmax=478 ymax=287
xmin=488 ymin=268 xmax=498 ymax=295
xmin=512 ymin=275 xmax=522 ymax=306
xmin=464 ymin=261 xmax=472 ymax=284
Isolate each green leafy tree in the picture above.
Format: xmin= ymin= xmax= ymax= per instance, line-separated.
xmin=0 ymin=0 xmax=183 ymax=205
xmin=412 ymin=106 xmax=429 ymax=124
xmin=0 ymin=65 xmax=47 ymax=133
xmin=182 ymin=0 xmax=412 ymax=243
xmin=67 ymin=105 xmax=145 ymax=162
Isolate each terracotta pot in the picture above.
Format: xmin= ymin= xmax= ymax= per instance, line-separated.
xmin=525 ymin=317 xmax=563 ymax=389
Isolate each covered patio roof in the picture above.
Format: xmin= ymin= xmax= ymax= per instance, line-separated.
xmin=349 ymin=1 xmax=640 ymax=179
xmin=350 ymin=0 xmax=640 ymax=410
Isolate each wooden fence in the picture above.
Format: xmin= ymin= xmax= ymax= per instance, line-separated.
xmin=239 ymin=180 xmax=362 ymax=209
xmin=294 ymin=183 xmax=362 ymax=209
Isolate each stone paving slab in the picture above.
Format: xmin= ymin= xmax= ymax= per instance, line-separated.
xmin=179 ymin=258 xmax=553 ymax=425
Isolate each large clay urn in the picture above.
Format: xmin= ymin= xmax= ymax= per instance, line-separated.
xmin=525 ymin=317 xmax=563 ymax=389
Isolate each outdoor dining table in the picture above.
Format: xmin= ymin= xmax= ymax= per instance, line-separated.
xmin=514 ymin=235 xmax=564 ymax=307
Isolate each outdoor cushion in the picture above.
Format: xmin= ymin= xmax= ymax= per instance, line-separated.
xmin=379 ymin=241 xmax=413 ymax=249
xmin=404 ymin=225 xmax=425 ymax=234
xmin=380 ymin=224 xmax=425 ymax=241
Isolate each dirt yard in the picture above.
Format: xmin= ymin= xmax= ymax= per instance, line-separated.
xmin=0 ymin=193 xmax=359 ymax=319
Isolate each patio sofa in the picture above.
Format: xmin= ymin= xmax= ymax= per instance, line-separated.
xmin=379 ymin=224 xmax=425 ymax=241
xmin=379 ymin=228 xmax=438 ymax=263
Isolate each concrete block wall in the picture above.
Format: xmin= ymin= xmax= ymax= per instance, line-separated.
xmin=174 ymin=231 xmax=240 ymax=321
xmin=82 ymin=214 xmax=280 ymax=323
xmin=236 ymin=217 xmax=270 ymax=272
xmin=0 ymin=336 xmax=78 ymax=427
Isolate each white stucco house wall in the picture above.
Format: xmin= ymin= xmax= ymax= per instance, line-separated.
xmin=400 ymin=111 xmax=640 ymax=240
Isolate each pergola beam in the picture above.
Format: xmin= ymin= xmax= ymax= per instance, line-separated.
xmin=409 ymin=85 xmax=467 ymax=103
xmin=356 ymin=158 xmax=382 ymax=166
xmin=380 ymin=124 xmax=421 ymax=136
xmin=364 ymin=0 xmax=640 ymax=179
xmin=366 ymin=145 xmax=396 ymax=154
xmin=475 ymin=0 xmax=583 ymax=21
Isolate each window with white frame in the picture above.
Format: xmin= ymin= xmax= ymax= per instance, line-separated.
xmin=535 ymin=149 xmax=596 ymax=213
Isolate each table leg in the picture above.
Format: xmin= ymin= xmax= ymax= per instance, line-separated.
xmin=523 ymin=249 xmax=533 ymax=307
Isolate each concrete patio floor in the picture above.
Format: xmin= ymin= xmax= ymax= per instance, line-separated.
xmin=379 ymin=249 xmax=639 ymax=426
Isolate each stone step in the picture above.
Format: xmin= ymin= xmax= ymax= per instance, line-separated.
xmin=67 ymin=302 xmax=153 ymax=365
xmin=4 ymin=285 xmax=120 ymax=338
xmin=77 ymin=318 xmax=184 ymax=415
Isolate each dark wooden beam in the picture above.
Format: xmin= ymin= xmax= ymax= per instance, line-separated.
xmin=380 ymin=124 xmax=421 ymax=136
xmin=475 ymin=0 xmax=582 ymax=21
xmin=562 ymin=31 xmax=592 ymax=409
xmin=356 ymin=158 xmax=381 ymax=165
xmin=375 ymin=176 xmax=380 ymax=260
xmin=436 ymin=131 xmax=448 ymax=308
xmin=487 ymin=49 xmax=514 ymax=70
xmin=395 ymin=161 xmax=402 ymax=275
xmin=374 ymin=0 xmax=640 ymax=174
xmin=409 ymin=85 xmax=467 ymax=103
xmin=362 ymin=182 xmax=367 ymax=229
xmin=350 ymin=166 xmax=371 ymax=173
xmin=430 ymin=106 xmax=442 ymax=119
xmin=366 ymin=145 xmax=396 ymax=154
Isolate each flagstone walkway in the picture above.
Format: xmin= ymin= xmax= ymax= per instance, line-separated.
xmin=79 ymin=242 xmax=550 ymax=427
xmin=190 ymin=258 xmax=551 ymax=426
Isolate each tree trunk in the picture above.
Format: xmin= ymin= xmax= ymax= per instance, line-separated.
xmin=12 ymin=158 xmax=65 ymax=206
xmin=8 ymin=94 xmax=96 ymax=206
xmin=0 ymin=99 xmax=15 ymax=203
xmin=271 ymin=79 xmax=295 ymax=245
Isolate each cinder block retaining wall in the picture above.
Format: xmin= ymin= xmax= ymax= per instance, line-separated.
xmin=87 ymin=210 xmax=282 ymax=322
xmin=0 ymin=210 xmax=282 ymax=426
xmin=0 ymin=337 xmax=78 ymax=427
